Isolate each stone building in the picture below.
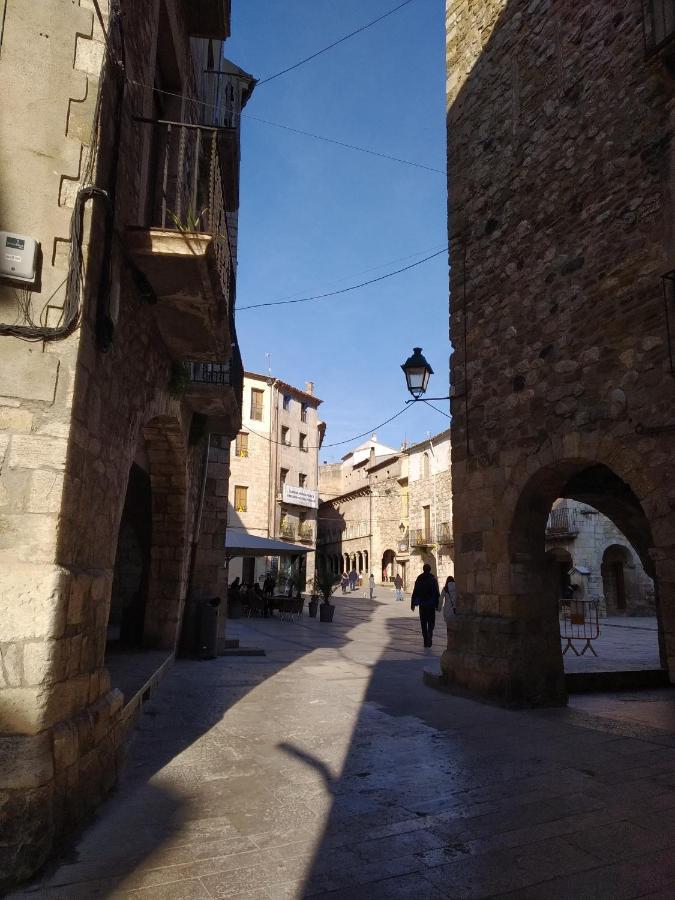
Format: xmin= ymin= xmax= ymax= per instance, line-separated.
xmin=406 ymin=429 xmax=454 ymax=585
xmin=227 ymin=373 xmax=324 ymax=588
xmin=545 ymin=499 xmax=655 ymax=616
xmin=444 ymin=0 xmax=675 ymax=705
xmin=0 ymin=0 xmax=252 ymax=885
xmin=318 ymin=430 xmax=454 ymax=588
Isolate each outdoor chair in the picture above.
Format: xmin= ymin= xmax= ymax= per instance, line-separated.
xmin=247 ymin=594 xmax=266 ymax=618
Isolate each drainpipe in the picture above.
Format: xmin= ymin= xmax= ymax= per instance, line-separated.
xmin=428 ymin=435 xmax=438 ymax=554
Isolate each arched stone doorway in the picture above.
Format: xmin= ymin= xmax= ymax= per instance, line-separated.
xmin=602 ymin=545 xmax=630 ymax=613
xmin=382 ymin=549 xmax=396 ymax=582
xmin=443 ymin=456 xmax=671 ymax=706
xmin=545 ymin=546 xmax=573 ymax=602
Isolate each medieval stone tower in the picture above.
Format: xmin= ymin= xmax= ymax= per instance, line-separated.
xmin=444 ymin=1 xmax=675 ymax=704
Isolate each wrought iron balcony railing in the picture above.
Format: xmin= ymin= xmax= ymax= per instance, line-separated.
xmin=545 ymin=506 xmax=578 ymax=539
xmin=436 ymin=522 xmax=453 ymax=544
xmin=280 ymin=525 xmax=296 ymax=541
xmin=411 ymin=529 xmax=433 ymax=547
xmin=298 ymin=524 xmax=314 ymax=543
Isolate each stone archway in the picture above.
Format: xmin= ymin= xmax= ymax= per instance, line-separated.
xmin=382 ymin=549 xmax=396 ymax=582
xmin=443 ymin=453 xmax=672 ymax=706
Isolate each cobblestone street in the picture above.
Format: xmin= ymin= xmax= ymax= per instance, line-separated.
xmin=14 ymin=589 xmax=675 ymax=899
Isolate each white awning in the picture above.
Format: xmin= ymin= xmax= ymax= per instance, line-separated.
xmin=225 ymin=530 xmax=310 ymax=558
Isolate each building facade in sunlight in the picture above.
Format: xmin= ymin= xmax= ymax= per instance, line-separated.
xmin=0 ymin=0 xmax=253 ymax=886
xmin=227 ymin=373 xmax=324 ymax=588
xmin=444 ymin=0 xmax=675 ymax=704
xmin=317 ymin=430 xmax=454 ymax=588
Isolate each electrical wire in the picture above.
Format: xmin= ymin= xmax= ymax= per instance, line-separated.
xmin=243 ymin=404 xmax=412 ymax=450
xmin=238 ymin=247 xmax=448 ymax=311
xmin=256 ymin=0 xmax=419 ymax=87
xmin=244 ymin=114 xmax=445 ymax=175
xmin=254 ymin=243 xmax=447 ymax=306
xmin=423 ymin=399 xmax=451 ymax=419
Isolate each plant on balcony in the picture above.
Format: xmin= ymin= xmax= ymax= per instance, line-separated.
xmin=168 ymin=205 xmax=209 ymax=233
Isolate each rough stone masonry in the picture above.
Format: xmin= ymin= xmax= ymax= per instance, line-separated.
xmin=443 ymin=0 xmax=675 ymax=704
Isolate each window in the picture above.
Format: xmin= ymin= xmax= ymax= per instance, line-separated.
xmin=422 ymin=453 xmax=430 ymax=479
xmin=250 ymin=388 xmax=264 ymax=421
xmin=281 ymin=426 xmax=291 ymax=446
xmin=299 ymin=432 xmax=308 ymax=452
xmin=282 ymin=393 xmax=291 ymax=411
xmin=301 ymin=403 xmax=308 ymax=423
xmin=234 ymin=485 xmax=248 ymax=512
xmin=423 ymin=505 xmax=431 ymax=539
xmin=235 ymin=432 xmax=249 ymax=458
xmin=401 ymin=492 xmax=409 ymax=518
xmin=299 ymin=473 xmax=307 ymax=488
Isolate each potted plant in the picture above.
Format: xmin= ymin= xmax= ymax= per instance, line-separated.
xmin=308 ymin=593 xmax=320 ymax=618
xmin=314 ymin=569 xmax=339 ymax=622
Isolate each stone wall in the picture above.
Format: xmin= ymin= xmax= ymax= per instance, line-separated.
xmin=444 ymin=0 xmax=675 ymax=705
xmin=0 ymin=0 xmax=241 ymax=885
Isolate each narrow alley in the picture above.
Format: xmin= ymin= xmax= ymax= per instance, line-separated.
xmin=15 ymin=590 xmax=675 ymax=900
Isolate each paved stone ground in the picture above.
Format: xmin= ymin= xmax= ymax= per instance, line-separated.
xmin=13 ymin=589 xmax=675 ymax=900
xmin=562 ymin=617 xmax=661 ymax=673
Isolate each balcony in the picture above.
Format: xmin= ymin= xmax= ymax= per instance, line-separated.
xmin=126 ymin=119 xmax=234 ymax=363
xmin=436 ymin=522 xmax=453 ymax=545
xmin=298 ymin=524 xmax=314 ymax=544
xmin=183 ymin=0 xmax=231 ymax=39
xmin=280 ymin=525 xmax=296 ymax=542
xmin=184 ymin=343 xmax=243 ymax=436
xmin=411 ymin=529 xmax=434 ymax=548
xmin=545 ymin=506 xmax=578 ymax=540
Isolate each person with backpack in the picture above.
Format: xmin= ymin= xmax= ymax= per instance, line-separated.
xmin=410 ymin=563 xmax=440 ymax=648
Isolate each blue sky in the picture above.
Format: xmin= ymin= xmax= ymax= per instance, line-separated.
xmin=225 ymin=0 xmax=449 ymax=461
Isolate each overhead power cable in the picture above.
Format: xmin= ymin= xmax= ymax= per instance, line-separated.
xmin=244 ymin=404 xmax=412 ymax=450
xmin=256 ymin=0 xmax=419 ymax=87
xmin=257 ymin=243 xmax=447 ymax=305
xmin=238 ymin=247 xmax=448 ymax=311
xmin=423 ymin=399 xmax=451 ymax=419
xmin=245 ymin=114 xmax=445 ymax=175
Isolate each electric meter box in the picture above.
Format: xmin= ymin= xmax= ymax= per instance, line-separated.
xmin=0 ymin=231 xmax=39 ymax=283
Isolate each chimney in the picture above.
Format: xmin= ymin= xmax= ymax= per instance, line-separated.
xmin=305 ymin=381 xmax=314 ymax=395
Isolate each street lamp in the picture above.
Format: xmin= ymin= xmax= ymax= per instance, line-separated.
xmin=401 ymin=347 xmax=449 ymax=402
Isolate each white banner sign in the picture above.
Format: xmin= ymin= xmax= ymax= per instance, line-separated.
xmin=282 ymin=484 xmax=319 ymax=509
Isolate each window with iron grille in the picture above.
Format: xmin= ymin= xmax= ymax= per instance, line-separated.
xmin=299 ymin=432 xmax=308 ymax=452
xmin=235 ymin=432 xmax=249 ymax=458
xmin=642 ymin=0 xmax=675 ymax=54
xmin=280 ymin=468 xmax=288 ymax=489
xmin=250 ymin=388 xmax=264 ymax=421
xmin=234 ymin=485 xmax=248 ymax=512
xmin=301 ymin=403 xmax=308 ymax=423
xmin=299 ymin=473 xmax=307 ymax=488
xmin=283 ymin=393 xmax=291 ymax=411
xmin=281 ymin=426 xmax=291 ymax=446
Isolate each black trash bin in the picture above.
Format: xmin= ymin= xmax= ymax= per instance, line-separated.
xmin=197 ymin=597 xmax=221 ymax=659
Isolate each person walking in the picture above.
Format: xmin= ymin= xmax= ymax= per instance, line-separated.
xmin=340 ymin=572 xmax=349 ymax=594
xmin=410 ymin=563 xmax=440 ymax=648
xmin=368 ymin=573 xmax=375 ymax=600
xmin=349 ymin=568 xmax=358 ymax=591
xmin=440 ymin=575 xmax=456 ymax=622
xmin=394 ymin=573 xmax=404 ymax=602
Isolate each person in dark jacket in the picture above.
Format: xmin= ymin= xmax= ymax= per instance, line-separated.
xmin=411 ymin=563 xmax=440 ymax=648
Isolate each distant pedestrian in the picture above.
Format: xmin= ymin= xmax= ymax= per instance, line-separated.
xmin=341 ymin=572 xmax=349 ymax=594
xmin=368 ymin=573 xmax=375 ymax=600
xmin=349 ymin=568 xmax=358 ymax=591
xmin=411 ymin=563 xmax=440 ymax=648
xmin=394 ymin=573 xmax=404 ymax=602
xmin=440 ymin=575 xmax=456 ymax=622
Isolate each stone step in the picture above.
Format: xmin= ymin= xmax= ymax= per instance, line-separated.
xmin=565 ymin=668 xmax=669 ymax=693
xmin=220 ymin=647 xmax=266 ymax=657
xmin=223 ymin=639 xmax=240 ymax=649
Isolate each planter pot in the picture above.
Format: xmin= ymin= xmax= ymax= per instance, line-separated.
xmin=319 ymin=603 xmax=335 ymax=623
xmin=308 ymin=598 xmax=319 ymax=618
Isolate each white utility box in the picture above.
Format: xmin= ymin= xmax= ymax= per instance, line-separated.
xmin=0 ymin=231 xmax=39 ymax=283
